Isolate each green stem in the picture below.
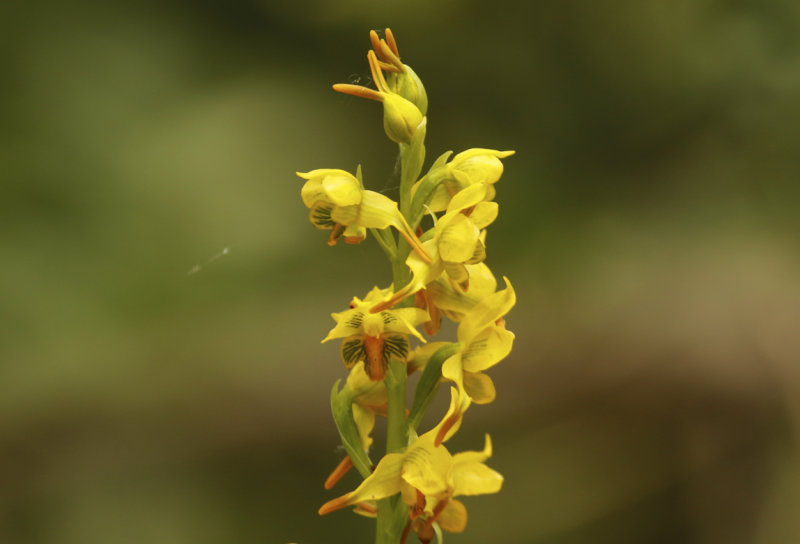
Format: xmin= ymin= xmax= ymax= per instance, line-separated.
xmin=374 ymin=353 xmax=411 ymax=543
xmin=374 ymin=123 xmax=427 ymax=544
xmin=390 ymin=238 xmax=412 ymax=304
xmin=384 ymin=358 xmax=408 ymax=453
xmin=376 ymin=495 xmax=409 ymax=544
xmin=399 ymin=119 xmax=426 ymax=218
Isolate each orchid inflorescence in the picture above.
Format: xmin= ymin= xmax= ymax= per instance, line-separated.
xmin=297 ymin=29 xmax=516 ymax=544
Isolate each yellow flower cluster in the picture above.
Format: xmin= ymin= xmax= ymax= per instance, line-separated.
xmin=297 ymin=28 xmax=516 ymax=544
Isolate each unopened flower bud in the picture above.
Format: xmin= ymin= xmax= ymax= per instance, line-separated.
xmin=333 ymin=43 xmax=426 ymax=145
xmin=370 ymin=29 xmax=428 ymax=115
xmin=387 ymin=64 xmax=428 ymax=116
xmin=381 ymin=93 xmax=424 ymax=144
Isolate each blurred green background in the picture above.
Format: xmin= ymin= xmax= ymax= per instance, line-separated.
xmin=2 ymin=0 xmax=799 ymax=543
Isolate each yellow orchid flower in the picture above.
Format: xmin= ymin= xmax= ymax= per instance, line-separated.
xmin=419 ymin=262 xmax=498 ymax=331
xmin=297 ymin=168 xmax=431 ymax=261
xmin=333 ymin=48 xmax=424 ymax=144
xmin=325 ymin=361 xmax=387 ymax=490
xmin=409 ymin=263 xmax=498 ymax=336
xmin=434 ymin=278 xmax=516 ymax=445
xmin=319 ymin=431 xmax=502 ymax=538
xmin=372 ymin=184 xmax=497 ymax=313
xmin=323 ymin=286 xmax=429 ymax=381
xmin=411 ymin=148 xmax=515 ymax=213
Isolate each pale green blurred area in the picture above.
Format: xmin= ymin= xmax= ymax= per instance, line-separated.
xmin=2 ymin=0 xmax=799 ymax=542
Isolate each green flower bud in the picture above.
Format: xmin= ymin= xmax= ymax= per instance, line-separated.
xmin=387 ymin=64 xmax=428 ymax=116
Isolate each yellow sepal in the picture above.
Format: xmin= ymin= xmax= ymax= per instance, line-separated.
xmin=401 ymin=436 xmax=452 ymax=497
xmin=438 ymin=214 xmax=481 ymax=263
xmin=463 ymin=371 xmax=497 ymax=405
xmin=460 ymin=324 xmax=515 ymax=374
xmin=457 ymin=277 xmax=516 ymax=344
xmin=320 ymin=452 xmax=404 ymax=514
xmin=451 ymin=435 xmax=503 ymax=497
xmin=436 ymin=499 xmax=468 ymax=533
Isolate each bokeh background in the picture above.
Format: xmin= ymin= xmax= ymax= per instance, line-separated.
xmin=2 ymin=1 xmax=799 ymax=543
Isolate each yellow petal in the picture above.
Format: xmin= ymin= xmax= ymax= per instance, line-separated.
xmin=381 ymin=92 xmax=424 ymax=144
xmin=354 ymin=191 xmax=404 ymax=229
xmin=300 ymin=177 xmax=325 ymax=208
xmin=362 ymin=285 xmax=395 ymax=303
xmin=323 ymin=173 xmax=363 ymax=206
xmin=401 ymin=439 xmax=453 ymax=497
xmin=319 ymin=453 xmax=404 ymax=515
xmin=484 ymin=183 xmax=496 ymax=202
xmin=330 ymin=204 xmax=359 ymax=225
xmin=436 ymin=499 xmax=468 ymax=533
xmin=322 ymin=309 xmax=365 ymax=342
xmin=451 ymin=435 xmax=503 ymax=497
xmin=457 ymin=277 xmax=516 ymax=344
xmin=441 ymin=353 xmax=465 ymax=392
xmin=460 ymin=324 xmax=514 ymax=373
xmin=438 ymin=214 xmax=480 ymax=263
xmin=449 ymin=149 xmax=515 ymax=185
xmin=446 ymin=183 xmax=486 ymax=215
xmin=452 ymin=433 xmax=492 ymax=465
xmin=463 ymin=371 xmax=497 ymax=404
xmin=352 ymin=403 xmax=376 ymax=450
xmin=451 ymin=462 xmax=503 ymax=497
xmin=468 ymin=201 xmax=498 ymax=230
xmin=296 ymin=168 xmax=353 ymax=181
xmin=400 ymin=480 xmax=420 ymax=511
xmin=453 ymin=152 xmax=504 ymax=184
xmin=465 ymin=237 xmax=486 ymax=265
xmin=384 ymin=307 xmax=429 ymax=341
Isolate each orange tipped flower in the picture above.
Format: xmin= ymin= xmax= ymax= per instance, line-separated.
xmin=413 ymin=149 xmax=516 ymax=212
xmin=368 ymin=28 xmax=428 ymax=115
xmin=319 ymin=431 xmax=502 ymax=536
xmin=298 ymin=168 xmax=431 ymax=260
xmin=323 ymin=286 xmax=429 ymax=380
xmin=333 ymin=48 xmax=424 ymax=144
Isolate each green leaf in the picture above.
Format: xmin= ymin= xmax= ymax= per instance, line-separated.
xmin=408 ymin=343 xmax=461 ymax=430
xmin=430 ymin=150 xmax=453 ymax=171
xmin=330 ymin=380 xmax=373 ymax=478
xmin=409 ymin=166 xmax=449 ymax=230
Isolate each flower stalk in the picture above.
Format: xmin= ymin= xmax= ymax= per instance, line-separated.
xmin=299 ymin=28 xmax=516 ymax=544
